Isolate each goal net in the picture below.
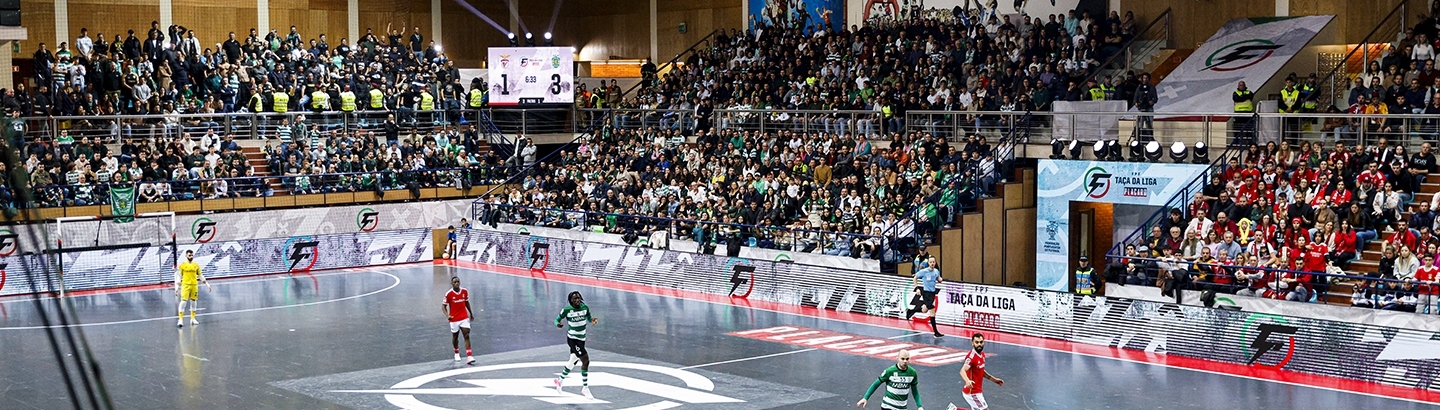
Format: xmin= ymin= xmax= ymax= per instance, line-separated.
xmin=51 ymin=212 xmax=177 ymax=292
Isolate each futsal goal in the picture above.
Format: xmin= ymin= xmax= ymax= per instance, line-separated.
xmin=50 ymin=212 xmax=177 ymax=295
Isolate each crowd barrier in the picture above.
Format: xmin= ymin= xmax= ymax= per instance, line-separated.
xmin=455 ymin=228 xmax=1440 ymax=389
xmin=0 ymin=228 xmax=433 ymax=297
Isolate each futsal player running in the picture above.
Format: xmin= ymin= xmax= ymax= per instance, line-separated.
xmin=442 ymin=276 xmax=475 ymax=364
xmin=857 ymin=349 xmax=924 ymax=410
xmin=949 ymin=333 xmax=1004 ymax=410
xmin=905 ymin=257 xmax=944 ymax=337
xmin=176 ymin=250 xmax=211 ymax=327
xmin=553 ymin=291 xmax=598 ymax=399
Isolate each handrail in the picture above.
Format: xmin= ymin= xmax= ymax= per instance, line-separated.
xmin=1101 ymin=254 xmax=1432 ymax=306
xmin=1103 ymin=146 xmax=1241 ymax=258
xmin=616 ymin=29 xmax=722 ymax=103
xmin=474 ymin=106 xmax=614 ymax=199
xmin=483 ymin=199 xmax=887 ymax=244
xmin=21 ymin=164 xmax=520 ymax=206
xmin=1315 ymin=0 xmax=1405 ymax=106
xmin=1084 ymin=7 xmax=1171 ymax=84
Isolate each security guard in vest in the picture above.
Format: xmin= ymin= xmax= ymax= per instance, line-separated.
xmin=272 ymin=88 xmax=290 ymax=113
xmin=249 ymin=86 xmax=269 ymax=113
xmin=419 ymin=85 xmax=435 ymax=124
xmin=1075 ymin=256 xmax=1097 ymax=295
xmin=1100 ymin=75 xmax=1118 ymax=100
xmin=369 ymin=85 xmax=386 ymax=110
xmin=1279 ymin=78 xmax=1301 ymax=140
xmin=1299 ymin=74 xmax=1319 ymax=113
xmin=468 ymin=84 xmax=485 ymax=109
xmin=1233 ymin=81 xmax=1255 ymax=143
xmin=339 ymin=85 xmax=357 ymax=112
xmin=1085 ymin=78 xmax=1105 ymax=100
xmin=310 ymin=86 xmax=330 ymax=112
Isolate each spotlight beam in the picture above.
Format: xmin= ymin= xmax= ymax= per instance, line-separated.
xmin=450 ymin=0 xmax=508 ymax=35
xmin=547 ymin=0 xmax=565 ymax=35
xmin=502 ymin=0 xmax=531 ymax=38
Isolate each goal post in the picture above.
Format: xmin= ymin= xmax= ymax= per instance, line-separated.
xmin=51 ymin=212 xmax=177 ymax=296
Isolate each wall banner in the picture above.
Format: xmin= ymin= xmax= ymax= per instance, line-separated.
xmin=0 ymin=229 xmax=433 ymax=296
xmin=1036 ymin=160 xmax=1208 ymax=291
xmin=456 ymin=228 xmax=1440 ymax=390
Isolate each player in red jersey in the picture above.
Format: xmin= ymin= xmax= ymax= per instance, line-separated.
xmin=442 ymin=276 xmax=475 ymax=364
xmin=949 ymin=333 xmax=1003 ymax=410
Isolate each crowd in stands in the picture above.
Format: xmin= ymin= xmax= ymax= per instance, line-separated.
xmin=474 ymin=124 xmax=1012 ymax=260
xmin=1108 ymin=139 xmax=1440 ymax=313
xmin=609 ymin=7 xmax=1156 ymax=136
xmin=2 ymin=21 xmax=512 ymax=211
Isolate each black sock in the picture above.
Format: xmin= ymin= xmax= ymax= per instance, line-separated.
xmin=929 ymin=316 xmax=940 ymax=335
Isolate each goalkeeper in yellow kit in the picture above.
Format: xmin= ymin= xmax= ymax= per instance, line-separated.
xmin=176 ymin=250 xmax=211 ymax=327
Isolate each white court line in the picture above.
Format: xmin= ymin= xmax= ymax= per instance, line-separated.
xmin=0 ymin=270 xmax=401 ymax=330
xmin=678 ymin=331 xmax=928 ymax=370
xmin=0 ymin=267 xmax=381 ymax=305
xmin=451 ymin=265 xmax=1440 ymax=406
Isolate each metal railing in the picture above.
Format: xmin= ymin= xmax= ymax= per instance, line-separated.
xmin=14 ymin=165 xmax=521 ymax=209
xmin=1087 ymin=7 xmax=1172 ymax=82
xmin=1102 ymin=254 xmax=1438 ymax=313
xmin=1104 ymin=147 xmax=1240 ymax=259
xmin=1316 ymin=0 xmax=1405 ymax=108
xmin=470 ymin=203 xmax=892 ymax=260
xmin=617 ymin=30 xmax=722 ymax=102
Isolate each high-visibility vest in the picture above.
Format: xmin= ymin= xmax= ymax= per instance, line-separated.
xmin=272 ymin=92 xmax=290 ymax=113
xmin=468 ymin=89 xmax=484 ymax=108
xmin=369 ymin=89 xmax=384 ymax=108
xmin=1300 ymin=84 xmax=1318 ymax=110
xmin=249 ymin=93 xmax=264 ymax=112
xmin=419 ymin=91 xmax=435 ymax=110
xmin=311 ymin=91 xmax=329 ymax=110
xmin=1075 ymin=266 xmax=1095 ymax=295
xmin=882 ymin=105 xmax=892 ymax=118
xmin=1100 ymin=84 xmax=1116 ymax=99
xmin=1280 ymin=88 xmax=1299 ymax=112
xmin=339 ymin=91 xmax=357 ymax=111
xmin=1234 ymin=90 xmax=1254 ymax=112
xmin=1088 ymin=87 xmax=1105 ymax=100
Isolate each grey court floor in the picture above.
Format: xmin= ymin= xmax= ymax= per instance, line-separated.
xmin=0 ymin=264 xmax=1434 ymax=409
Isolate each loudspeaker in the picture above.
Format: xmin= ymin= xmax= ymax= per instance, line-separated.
xmin=0 ymin=11 xmax=19 ymax=27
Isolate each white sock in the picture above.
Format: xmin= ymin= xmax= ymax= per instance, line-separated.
xmin=177 ymin=301 xmax=186 ymax=317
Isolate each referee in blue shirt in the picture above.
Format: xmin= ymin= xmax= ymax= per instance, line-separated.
xmin=905 ymin=257 xmax=944 ymax=338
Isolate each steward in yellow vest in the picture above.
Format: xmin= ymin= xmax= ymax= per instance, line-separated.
xmin=369 ymin=87 xmax=385 ymax=109
xmin=272 ymin=91 xmax=290 ymax=113
xmin=339 ymin=86 xmax=357 ymax=112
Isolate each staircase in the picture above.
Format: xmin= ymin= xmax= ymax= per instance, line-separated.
xmin=1325 ymin=173 xmax=1440 ymax=302
xmin=1146 ymin=49 xmax=1192 ymax=80
xmin=241 ymin=146 xmax=290 ymax=196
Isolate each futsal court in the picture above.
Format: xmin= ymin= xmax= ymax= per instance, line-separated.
xmin=0 ymin=262 xmax=1434 ymax=409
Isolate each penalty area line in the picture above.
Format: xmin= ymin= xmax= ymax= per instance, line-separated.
xmin=677 ymin=331 xmax=928 ymax=370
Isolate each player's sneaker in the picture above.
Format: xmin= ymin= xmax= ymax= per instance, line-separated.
xmin=581 ymin=386 xmax=593 ymax=399
xmin=553 ymin=377 xmax=563 ymax=393
xmin=190 ymin=318 xmax=199 ymax=326
xmin=454 ymin=353 xmax=461 ymax=361
xmin=177 ymin=319 xmax=183 ymax=328
xmin=466 ymin=356 xmax=475 ymax=365
xmin=947 ymin=403 xmax=959 ymax=410
xmin=934 ymin=332 xmax=945 ymax=338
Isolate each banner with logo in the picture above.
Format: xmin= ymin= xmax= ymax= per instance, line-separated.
xmin=1035 ymin=160 xmax=1208 ymax=291
xmin=109 ymin=185 xmax=136 ymax=223
xmin=0 ymin=229 xmax=432 ymax=296
xmin=456 ymin=228 xmax=1440 ymax=389
xmin=1153 ymin=16 xmax=1334 ymax=114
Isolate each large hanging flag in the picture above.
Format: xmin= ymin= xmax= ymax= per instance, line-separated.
xmin=110 ymin=185 xmax=136 ymax=223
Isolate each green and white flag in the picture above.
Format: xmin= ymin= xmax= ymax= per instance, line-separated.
xmin=110 ymin=185 xmax=136 ymax=223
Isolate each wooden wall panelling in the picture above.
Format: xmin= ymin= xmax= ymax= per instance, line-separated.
xmin=52 ymin=0 xmax=159 ymax=58
xmin=982 ymin=198 xmax=1004 ymax=285
xmin=939 ymin=229 xmax=962 ymax=282
xmin=22 ymin=0 xmax=56 ymax=55
xmin=439 ymin=0 xmax=510 ymax=67
xmin=1021 ymin=168 xmax=1035 ymax=208
xmin=960 ymin=213 xmax=983 ymax=283
xmin=1003 ymin=182 xmax=1022 ymax=210
xmin=1005 ymin=208 xmax=1037 ymax=287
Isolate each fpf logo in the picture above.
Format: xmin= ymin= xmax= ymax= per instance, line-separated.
xmin=357 ymin=208 xmax=380 ymax=232
xmin=1045 ymin=220 xmax=1060 ymax=241
xmin=283 ymin=236 xmax=320 ymax=272
xmin=723 ymin=258 xmax=755 ymax=298
xmin=1203 ymin=39 xmax=1285 ymax=72
xmin=191 ymin=218 xmax=217 ymax=243
xmin=0 ymin=229 xmax=17 ymax=256
xmin=1084 ymin=166 xmax=1112 ymax=199
xmin=1241 ymin=314 xmax=1298 ymax=369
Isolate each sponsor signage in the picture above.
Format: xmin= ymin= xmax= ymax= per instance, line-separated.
xmin=457 ymin=228 xmax=1440 ymax=389
xmin=1036 ymin=160 xmax=1208 ymax=291
xmin=730 ymin=326 xmax=975 ymax=366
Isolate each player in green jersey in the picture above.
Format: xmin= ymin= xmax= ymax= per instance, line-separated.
xmin=553 ymin=291 xmax=599 ymax=399
xmin=858 ymin=349 xmax=924 ymax=410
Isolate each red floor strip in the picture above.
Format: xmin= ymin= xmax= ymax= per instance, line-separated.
xmin=443 ymin=259 xmax=1440 ymax=405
